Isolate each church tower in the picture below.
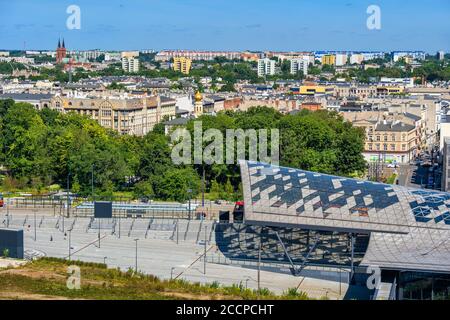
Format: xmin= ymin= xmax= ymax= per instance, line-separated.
xmin=194 ymin=91 xmax=203 ymax=117
xmin=56 ymin=38 xmax=67 ymax=63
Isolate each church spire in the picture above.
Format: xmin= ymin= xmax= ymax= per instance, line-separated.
xmin=57 ymin=38 xmax=61 ymax=48
xmin=62 ymin=38 xmax=65 ymax=48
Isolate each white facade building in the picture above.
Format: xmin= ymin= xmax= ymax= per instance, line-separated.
xmin=335 ymin=53 xmax=348 ymax=66
xmin=121 ymin=51 xmax=140 ymax=73
xmin=122 ymin=57 xmax=139 ymax=73
xmin=350 ymin=54 xmax=365 ymax=65
xmin=290 ymin=58 xmax=308 ymax=75
xmin=257 ymin=58 xmax=276 ymax=77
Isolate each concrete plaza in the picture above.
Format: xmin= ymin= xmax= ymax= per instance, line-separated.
xmin=1 ymin=208 xmax=348 ymax=299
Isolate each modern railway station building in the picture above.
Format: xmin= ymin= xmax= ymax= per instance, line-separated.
xmin=233 ymin=160 xmax=450 ymax=299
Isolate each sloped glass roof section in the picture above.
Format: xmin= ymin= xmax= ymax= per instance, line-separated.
xmin=240 ymin=161 xmax=450 ymax=273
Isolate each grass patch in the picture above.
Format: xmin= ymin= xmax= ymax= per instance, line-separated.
xmin=386 ymin=174 xmax=398 ymax=185
xmin=0 ymin=257 xmax=314 ymax=300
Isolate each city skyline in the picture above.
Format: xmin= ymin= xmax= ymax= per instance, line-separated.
xmin=0 ymin=0 xmax=449 ymax=52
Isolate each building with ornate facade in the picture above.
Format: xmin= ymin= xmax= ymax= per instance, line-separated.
xmin=50 ymin=93 xmax=176 ymax=136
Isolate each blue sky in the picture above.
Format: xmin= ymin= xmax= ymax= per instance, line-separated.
xmin=0 ymin=0 xmax=449 ymax=52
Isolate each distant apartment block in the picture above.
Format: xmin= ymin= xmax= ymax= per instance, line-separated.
xmin=172 ymin=57 xmax=192 ymax=75
xmin=321 ymin=54 xmax=336 ymax=66
xmin=392 ymin=51 xmax=426 ymax=62
xmin=155 ymin=50 xmax=241 ymax=62
xmin=266 ymin=51 xmax=315 ymax=64
xmin=121 ymin=51 xmax=140 ymax=73
xmin=335 ymin=53 xmax=348 ymax=66
xmin=290 ymin=58 xmax=308 ymax=75
xmin=350 ymin=54 xmax=364 ymax=65
xmin=438 ymin=50 xmax=445 ymax=61
xmin=77 ymin=50 xmax=103 ymax=61
xmin=241 ymin=51 xmax=261 ymax=62
xmin=257 ymin=58 xmax=276 ymax=77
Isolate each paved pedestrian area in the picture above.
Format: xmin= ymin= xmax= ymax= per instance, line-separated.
xmin=1 ymin=209 xmax=348 ymax=299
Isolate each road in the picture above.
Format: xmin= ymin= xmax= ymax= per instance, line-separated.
xmin=397 ymin=164 xmax=441 ymax=190
xmin=397 ymin=164 xmax=423 ymax=188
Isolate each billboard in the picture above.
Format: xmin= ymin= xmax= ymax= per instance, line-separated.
xmin=0 ymin=228 xmax=24 ymax=259
xmin=94 ymin=201 xmax=113 ymax=218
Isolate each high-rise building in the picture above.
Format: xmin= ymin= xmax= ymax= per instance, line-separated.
xmin=335 ymin=53 xmax=348 ymax=66
xmin=392 ymin=51 xmax=426 ymax=62
xmin=121 ymin=51 xmax=139 ymax=73
xmin=56 ymin=38 xmax=67 ymax=63
xmin=172 ymin=57 xmax=192 ymax=75
xmin=350 ymin=54 xmax=365 ymax=65
xmin=155 ymin=50 xmax=241 ymax=62
xmin=438 ymin=50 xmax=445 ymax=61
xmin=257 ymin=58 xmax=276 ymax=77
xmin=321 ymin=54 xmax=336 ymax=66
xmin=290 ymin=58 xmax=308 ymax=75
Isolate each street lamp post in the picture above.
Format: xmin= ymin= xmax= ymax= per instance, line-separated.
xmin=245 ymin=277 xmax=250 ymax=289
xmin=91 ymin=164 xmax=95 ymax=201
xmin=34 ymin=209 xmax=37 ymax=241
xmin=187 ymin=188 xmax=192 ymax=220
xmin=134 ymin=239 xmax=139 ymax=273
xmin=202 ymin=165 xmax=205 ymax=208
xmin=98 ymin=218 xmax=101 ymax=248
xmin=204 ymin=226 xmax=207 ymax=275
xmin=176 ymin=219 xmax=179 ymax=244
xmin=258 ymin=235 xmax=261 ymax=292
xmin=66 ymin=171 xmax=71 ymax=218
xmin=68 ymin=230 xmax=72 ymax=260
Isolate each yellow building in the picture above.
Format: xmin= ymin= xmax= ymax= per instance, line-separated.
xmin=297 ymin=85 xmax=334 ymax=95
xmin=404 ymin=56 xmax=414 ymax=64
xmin=173 ymin=57 xmax=192 ymax=75
xmin=321 ymin=54 xmax=336 ymax=66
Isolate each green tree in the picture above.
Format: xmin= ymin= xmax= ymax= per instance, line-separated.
xmin=133 ymin=180 xmax=154 ymax=199
xmin=154 ymin=168 xmax=201 ymax=202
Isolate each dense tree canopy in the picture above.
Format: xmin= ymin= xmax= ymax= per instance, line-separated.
xmin=0 ymin=100 xmax=366 ymax=201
